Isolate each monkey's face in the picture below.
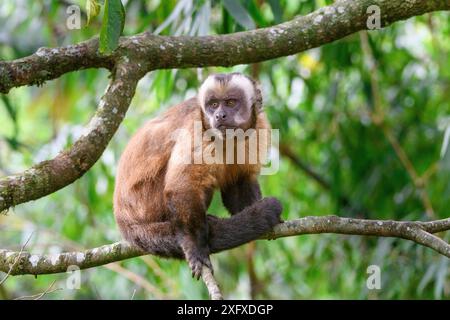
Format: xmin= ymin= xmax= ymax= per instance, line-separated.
xmin=198 ymin=73 xmax=259 ymax=133
xmin=204 ymin=87 xmax=251 ymax=131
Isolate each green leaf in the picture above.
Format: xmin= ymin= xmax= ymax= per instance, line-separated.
xmin=441 ymin=132 xmax=450 ymax=171
xmin=86 ymin=0 xmax=101 ymax=26
xmin=268 ymin=0 xmax=283 ymax=24
xmin=99 ymin=0 xmax=125 ymax=55
xmin=1 ymin=95 xmax=17 ymax=123
xmin=247 ymin=0 xmax=267 ymax=27
xmin=222 ymin=0 xmax=255 ymax=30
xmin=441 ymin=124 xmax=450 ymax=159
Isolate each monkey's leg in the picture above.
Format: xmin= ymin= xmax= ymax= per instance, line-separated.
xmin=119 ymin=198 xmax=281 ymax=261
xmin=221 ymin=177 xmax=262 ymax=215
xmin=119 ymin=221 xmax=185 ymax=259
xmin=165 ymin=189 xmax=213 ymax=280
xmin=208 ymin=197 xmax=282 ymax=253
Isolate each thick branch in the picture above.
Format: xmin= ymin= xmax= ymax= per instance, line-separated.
xmin=1 ymin=0 xmax=448 ymax=211
xmin=1 ymin=216 xmax=449 ymax=277
xmin=1 ymin=0 xmax=449 ymax=94
xmin=0 ymin=63 xmax=141 ymax=212
xmin=129 ymin=0 xmax=450 ymax=70
xmin=0 ymin=38 xmax=113 ymax=94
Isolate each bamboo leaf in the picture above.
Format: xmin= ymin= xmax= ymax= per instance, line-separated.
xmin=99 ymin=0 xmax=125 ymax=54
xmin=222 ymin=0 xmax=255 ymax=30
xmin=268 ymin=0 xmax=283 ymax=24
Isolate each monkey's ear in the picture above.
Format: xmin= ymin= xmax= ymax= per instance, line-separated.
xmin=252 ymin=80 xmax=263 ymax=113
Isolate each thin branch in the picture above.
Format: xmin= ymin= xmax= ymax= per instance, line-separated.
xmin=0 ymin=231 xmax=33 ymax=285
xmin=279 ymin=144 xmax=332 ymax=191
xmin=280 ymin=144 xmax=368 ymax=215
xmin=14 ymin=280 xmax=62 ymax=300
xmin=140 ymin=255 xmax=179 ymax=293
xmin=201 ymin=266 xmax=223 ymax=300
xmin=104 ymin=263 xmax=167 ymax=299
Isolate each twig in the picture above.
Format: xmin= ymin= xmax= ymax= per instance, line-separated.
xmin=105 ymin=263 xmax=167 ymax=299
xmin=0 ymin=232 xmax=34 ymax=285
xmin=280 ymin=144 xmax=368 ymax=215
xmin=14 ymin=280 xmax=62 ymax=300
xmin=140 ymin=255 xmax=179 ymax=293
xmin=130 ymin=289 xmax=137 ymax=300
xmin=201 ymin=266 xmax=223 ymax=300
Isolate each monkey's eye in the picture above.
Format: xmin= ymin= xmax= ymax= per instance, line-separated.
xmin=210 ymin=102 xmax=219 ymax=108
xmin=226 ymin=99 xmax=236 ymax=107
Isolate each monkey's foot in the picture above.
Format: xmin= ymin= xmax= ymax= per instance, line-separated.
xmin=258 ymin=197 xmax=283 ymax=228
xmin=188 ymin=252 xmax=213 ymax=280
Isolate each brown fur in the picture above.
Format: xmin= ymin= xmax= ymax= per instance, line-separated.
xmin=114 ymin=74 xmax=282 ymax=278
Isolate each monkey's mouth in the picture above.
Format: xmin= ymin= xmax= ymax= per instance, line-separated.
xmin=216 ymin=125 xmax=236 ymax=131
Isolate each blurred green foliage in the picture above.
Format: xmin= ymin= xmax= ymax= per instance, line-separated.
xmin=0 ymin=0 xmax=449 ymax=299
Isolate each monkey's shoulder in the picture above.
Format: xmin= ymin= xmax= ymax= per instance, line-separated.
xmin=133 ymin=97 xmax=201 ymax=143
xmin=156 ymin=96 xmax=201 ymax=126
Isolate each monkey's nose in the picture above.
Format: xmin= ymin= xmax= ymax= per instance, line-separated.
xmin=215 ymin=112 xmax=227 ymax=121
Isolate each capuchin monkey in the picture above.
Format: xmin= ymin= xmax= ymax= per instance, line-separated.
xmin=114 ymin=72 xmax=282 ymax=279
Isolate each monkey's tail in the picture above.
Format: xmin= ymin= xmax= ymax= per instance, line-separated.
xmin=118 ymin=197 xmax=282 ymax=257
xmin=207 ymin=197 xmax=282 ymax=253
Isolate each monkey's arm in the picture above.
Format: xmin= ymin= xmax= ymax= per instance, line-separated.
xmin=221 ymin=177 xmax=262 ymax=215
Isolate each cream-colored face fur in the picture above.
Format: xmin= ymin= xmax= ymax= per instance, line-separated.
xmin=198 ymin=73 xmax=257 ymax=130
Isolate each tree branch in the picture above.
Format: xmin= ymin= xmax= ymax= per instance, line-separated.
xmin=1 ymin=0 xmax=449 ymax=212
xmin=1 ymin=216 xmax=449 ymax=277
xmin=0 ymin=62 xmax=141 ymax=212
xmin=1 ymin=0 xmax=448 ymax=94
xmin=0 ymin=38 xmax=112 ymax=94
xmin=201 ymin=266 xmax=223 ymax=300
xmin=1 ymin=216 xmax=448 ymax=298
xmin=1 ymin=0 xmax=450 ymax=299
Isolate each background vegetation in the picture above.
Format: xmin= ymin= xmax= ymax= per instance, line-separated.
xmin=0 ymin=0 xmax=449 ymax=299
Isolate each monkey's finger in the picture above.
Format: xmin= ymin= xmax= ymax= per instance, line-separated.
xmin=190 ymin=264 xmax=202 ymax=280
